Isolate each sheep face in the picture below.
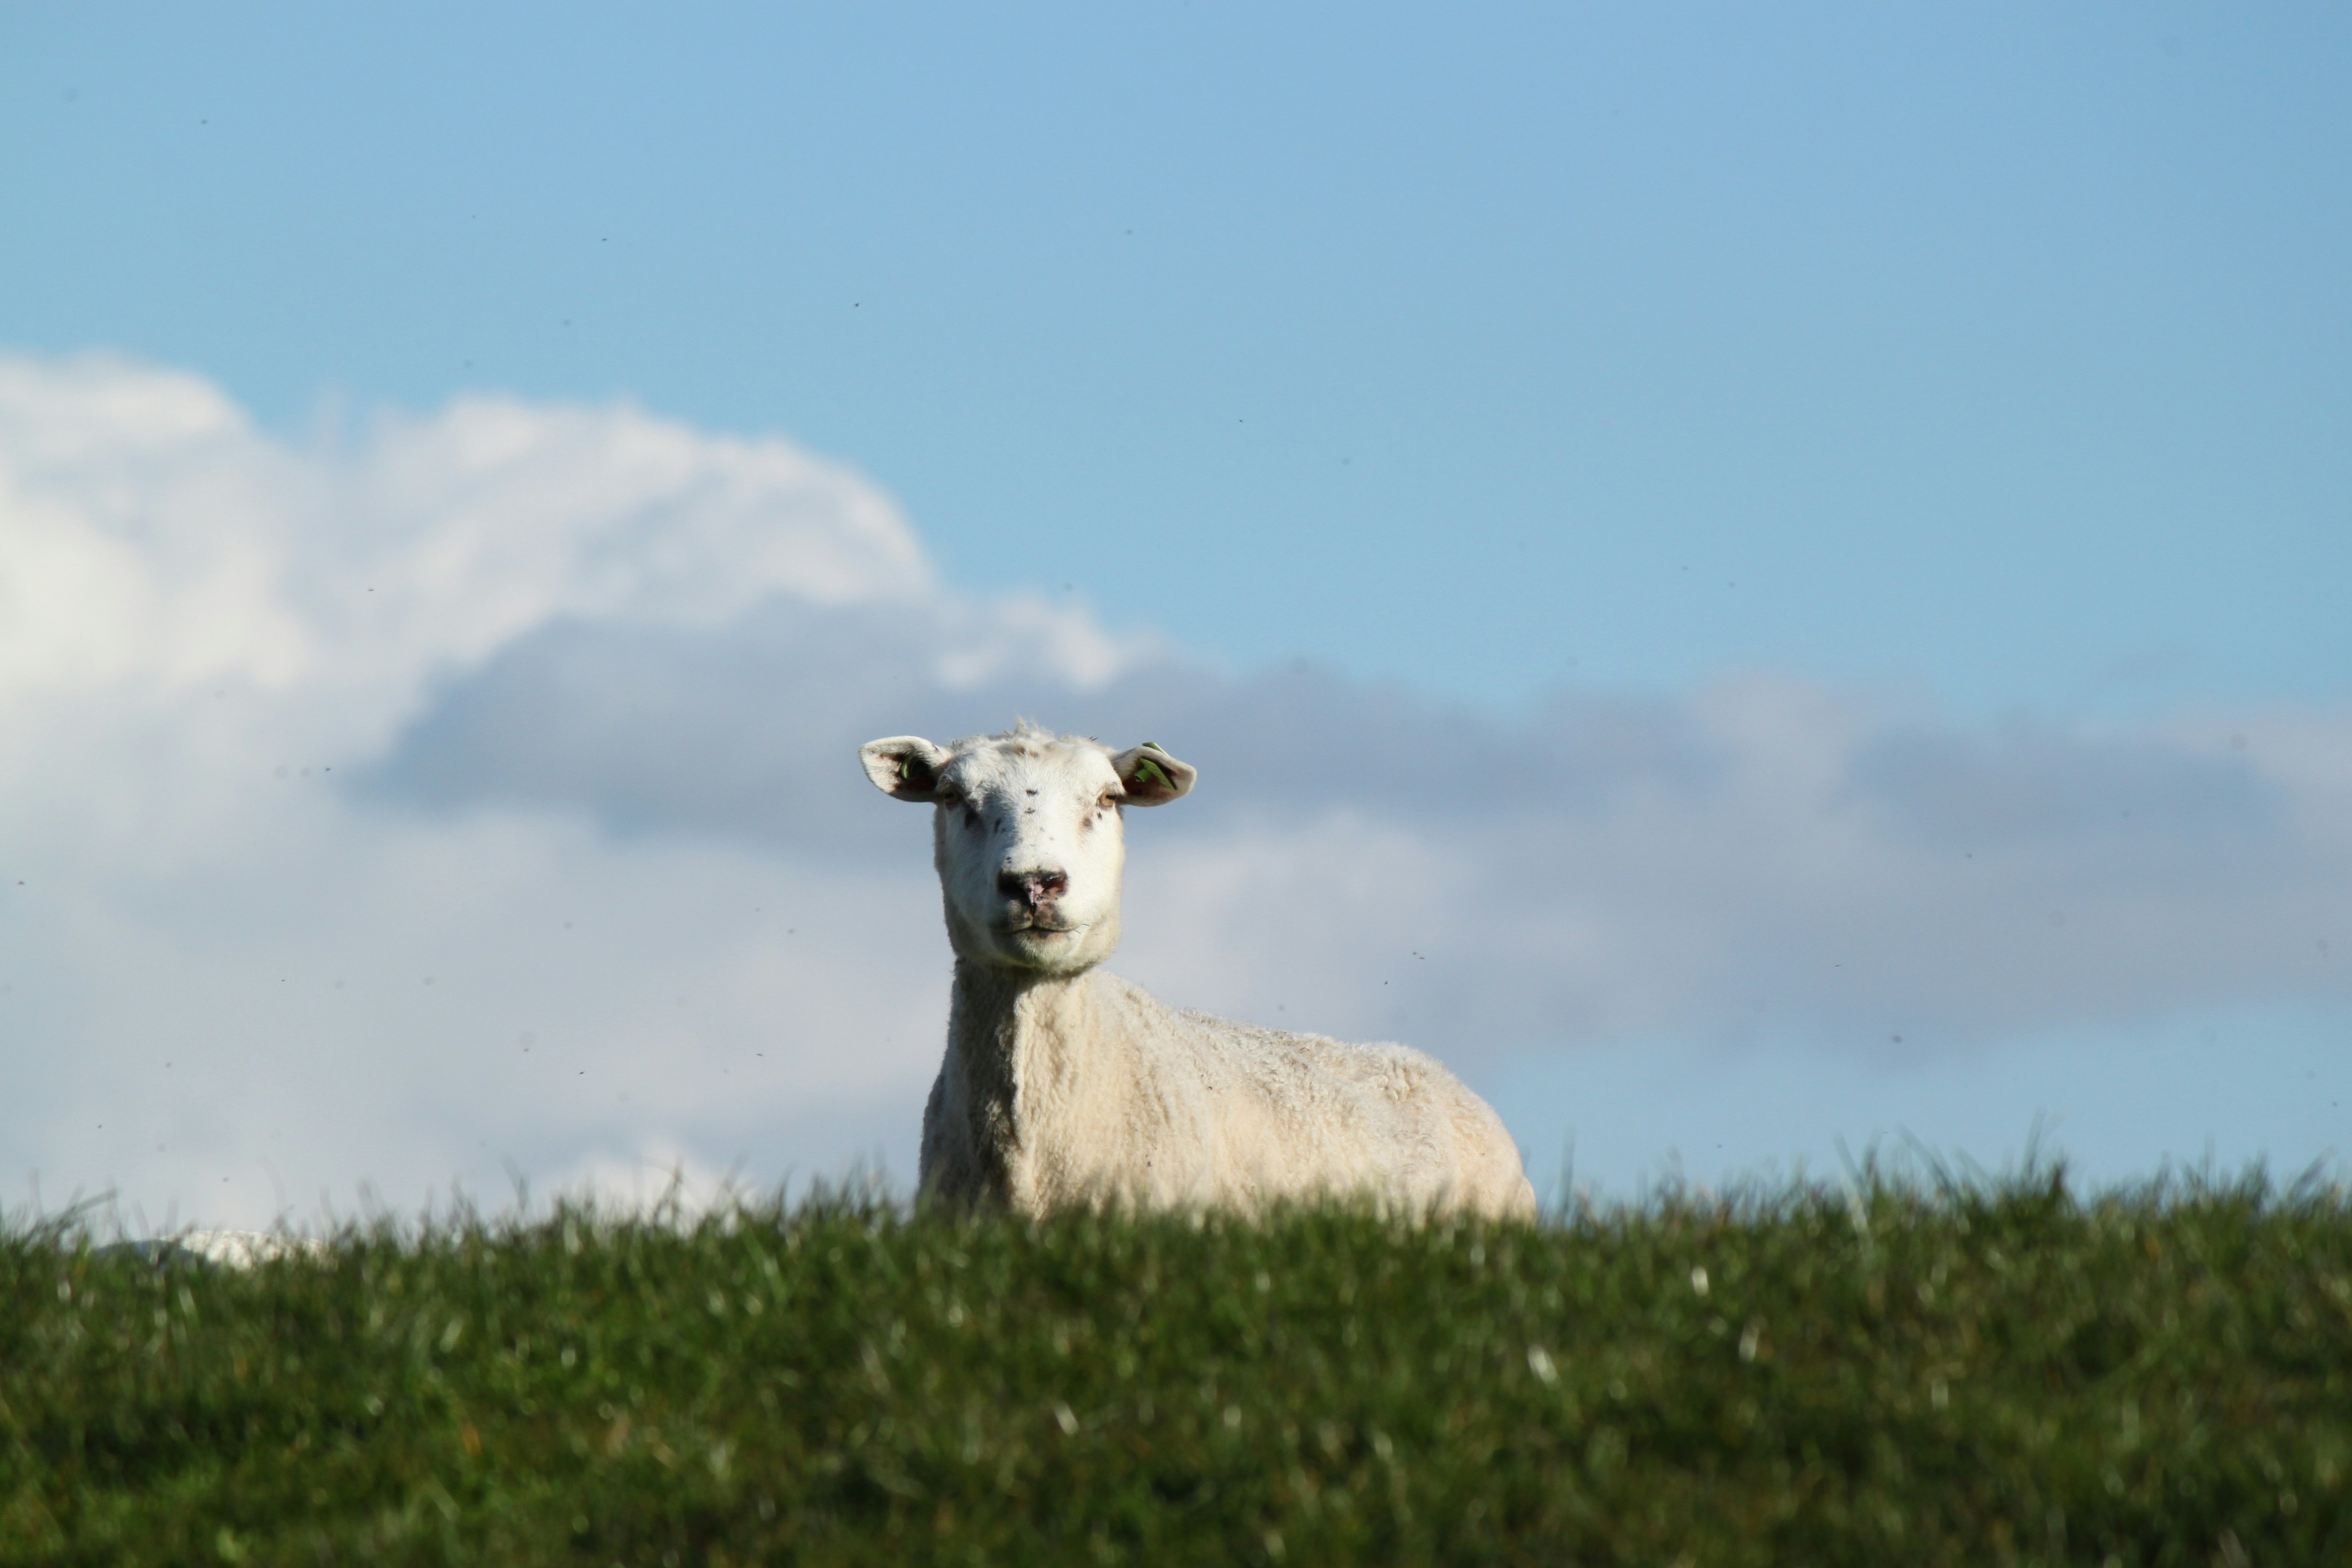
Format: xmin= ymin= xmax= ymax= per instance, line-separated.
xmin=860 ymin=726 xmax=1196 ymax=976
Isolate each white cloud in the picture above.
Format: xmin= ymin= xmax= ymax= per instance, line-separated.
xmin=0 ymin=351 xmax=1133 ymax=1224
xmin=3 ymin=351 xmax=2347 ymax=1226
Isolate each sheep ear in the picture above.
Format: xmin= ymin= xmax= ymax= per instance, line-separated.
xmin=860 ymin=736 xmax=952 ymax=802
xmin=1110 ymin=741 xmax=1196 ymax=806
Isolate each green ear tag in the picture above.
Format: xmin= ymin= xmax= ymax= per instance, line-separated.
xmin=899 ymin=757 xmax=919 ymax=782
xmin=1134 ymin=758 xmax=1170 ymax=791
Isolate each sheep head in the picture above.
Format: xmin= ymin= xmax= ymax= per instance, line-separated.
xmin=860 ymin=723 xmax=1196 ymax=976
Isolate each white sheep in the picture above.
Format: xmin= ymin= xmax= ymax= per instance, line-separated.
xmin=860 ymin=721 xmax=1537 ymax=1219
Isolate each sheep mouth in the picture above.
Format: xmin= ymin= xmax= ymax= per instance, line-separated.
xmin=1002 ymin=920 xmax=1081 ymax=936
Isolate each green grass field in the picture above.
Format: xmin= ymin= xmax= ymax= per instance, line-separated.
xmin=5 ymin=1165 xmax=2349 ymax=1566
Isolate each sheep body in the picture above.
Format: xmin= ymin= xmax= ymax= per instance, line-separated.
xmin=923 ymin=967 xmax=1536 ymax=1216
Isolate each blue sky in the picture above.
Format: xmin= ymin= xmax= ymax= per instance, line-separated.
xmin=1 ymin=5 xmax=2347 ymax=1222
xmin=9 ymin=3 xmax=2346 ymax=712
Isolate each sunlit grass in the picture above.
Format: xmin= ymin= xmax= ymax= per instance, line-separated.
xmin=5 ymin=1163 xmax=2349 ymax=1565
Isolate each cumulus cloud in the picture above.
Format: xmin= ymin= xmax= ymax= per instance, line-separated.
xmin=0 ymin=351 xmax=1133 ymax=1224
xmin=3 ymin=351 xmax=2347 ymax=1225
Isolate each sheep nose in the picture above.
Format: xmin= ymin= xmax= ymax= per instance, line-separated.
xmin=998 ymin=869 xmax=1068 ymax=908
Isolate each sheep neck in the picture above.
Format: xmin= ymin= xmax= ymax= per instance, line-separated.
xmin=947 ymin=961 xmax=1101 ymax=1201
